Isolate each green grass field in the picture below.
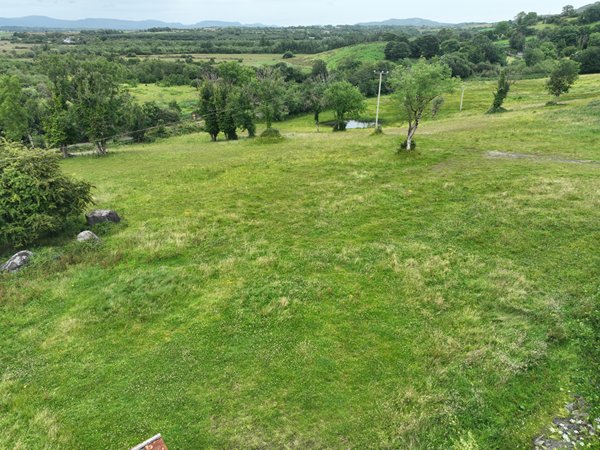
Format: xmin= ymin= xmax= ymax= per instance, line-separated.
xmin=306 ymin=42 xmax=387 ymax=68
xmin=1 ymin=75 xmax=599 ymax=449
xmin=144 ymin=42 xmax=386 ymax=69
xmin=129 ymin=83 xmax=199 ymax=115
xmin=146 ymin=52 xmax=313 ymax=67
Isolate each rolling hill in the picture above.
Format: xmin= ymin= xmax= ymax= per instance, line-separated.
xmin=0 ymin=16 xmax=267 ymax=30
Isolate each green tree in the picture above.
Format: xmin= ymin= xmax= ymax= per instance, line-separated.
xmin=198 ymin=81 xmax=220 ymax=141
xmin=391 ymin=59 xmax=457 ymax=150
xmin=70 ymin=59 xmax=131 ymax=155
xmin=580 ymin=3 xmax=600 ymax=24
xmin=230 ymin=86 xmax=257 ymax=138
xmin=255 ymin=67 xmax=287 ymax=129
xmin=311 ymin=60 xmax=329 ymax=81
xmin=216 ymin=84 xmax=238 ymax=141
xmin=411 ymin=35 xmax=441 ymax=58
xmin=524 ymin=45 xmax=546 ymax=66
xmin=0 ymin=76 xmax=29 ymax=143
xmin=324 ymin=81 xmax=366 ymax=132
xmin=509 ymin=32 xmax=526 ymax=52
xmin=441 ymin=53 xmax=474 ymax=78
xmin=385 ymin=41 xmax=411 ymax=61
xmin=546 ymin=59 xmax=580 ymax=101
xmin=302 ymin=79 xmax=328 ymax=130
xmin=562 ymin=5 xmax=576 ymax=17
xmin=440 ymin=39 xmax=461 ymax=54
xmin=488 ymin=69 xmax=515 ymax=113
xmin=40 ymin=55 xmax=79 ymax=156
xmin=574 ymin=47 xmax=600 ymax=74
xmin=44 ymin=96 xmax=78 ymax=157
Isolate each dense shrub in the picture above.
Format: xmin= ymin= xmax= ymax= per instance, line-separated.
xmin=259 ymin=128 xmax=283 ymax=139
xmin=0 ymin=140 xmax=92 ymax=249
xmin=574 ymin=47 xmax=600 ymax=74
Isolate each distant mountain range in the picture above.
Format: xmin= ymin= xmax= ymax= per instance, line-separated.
xmin=0 ymin=16 xmax=268 ymax=30
xmin=356 ymin=18 xmax=455 ymax=27
xmin=1 ymin=4 xmax=596 ymax=32
xmin=0 ymin=15 xmax=465 ymax=31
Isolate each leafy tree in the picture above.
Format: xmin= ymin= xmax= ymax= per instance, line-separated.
xmin=44 ymin=96 xmax=79 ymax=157
xmin=441 ymin=53 xmax=474 ymax=78
xmin=216 ymin=85 xmax=238 ymax=141
xmin=40 ymin=55 xmax=80 ymax=156
xmin=69 ymin=59 xmax=131 ymax=155
xmin=391 ymin=59 xmax=457 ymax=150
xmin=0 ymin=139 xmax=92 ymax=249
xmin=411 ymin=35 xmax=441 ymax=58
xmin=311 ymin=60 xmax=329 ymax=81
xmin=524 ymin=45 xmax=546 ymax=66
xmin=509 ymin=32 xmax=526 ymax=52
xmin=574 ymin=47 xmax=600 ymax=73
xmin=546 ymin=59 xmax=580 ymax=100
xmin=346 ymin=61 xmax=394 ymax=97
xmin=440 ymin=39 xmax=461 ymax=54
xmin=230 ymin=86 xmax=257 ymax=138
xmin=589 ymin=32 xmax=600 ymax=47
xmin=494 ymin=21 xmax=511 ymax=37
xmin=488 ymin=69 xmax=515 ymax=113
xmin=580 ymin=3 xmax=600 ymax=24
xmin=324 ymin=81 xmax=366 ymax=131
xmin=562 ymin=5 xmax=576 ymax=17
xmin=0 ymin=76 xmax=29 ymax=143
xmin=129 ymin=103 xmax=149 ymax=143
xmin=385 ymin=41 xmax=411 ymax=61
xmin=302 ymin=79 xmax=328 ymax=129
xmin=198 ymin=81 xmax=220 ymax=141
xmin=255 ymin=67 xmax=287 ymax=129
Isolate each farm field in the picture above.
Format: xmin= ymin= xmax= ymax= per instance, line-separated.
xmin=129 ymin=83 xmax=199 ymax=116
xmin=1 ymin=74 xmax=599 ymax=448
xmin=142 ymin=42 xmax=387 ymax=68
xmin=146 ymin=52 xmax=314 ymax=67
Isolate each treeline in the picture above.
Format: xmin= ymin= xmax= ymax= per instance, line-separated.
xmin=382 ymin=4 xmax=600 ymax=77
xmin=0 ymin=56 xmax=183 ymax=154
xmin=10 ymin=26 xmax=401 ymax=57
xmin=0 ymin=51 xmax=394 ymax=151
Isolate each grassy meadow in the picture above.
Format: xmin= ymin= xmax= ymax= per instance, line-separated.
xmin=146 ymin=52 xmax=313 ymax=67
xmin=142 ymin=42 xmax=386 ymax=69
xmin=1 ymin=75 xmax=599 ymax=449
xmin=129 ymin=83 xmax=199 ymax=116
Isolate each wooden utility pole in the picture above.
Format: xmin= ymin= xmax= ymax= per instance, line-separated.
xmin=374 ymin=70 xmax=389 ymax=129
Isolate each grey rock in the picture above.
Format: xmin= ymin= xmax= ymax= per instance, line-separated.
xmin=1 ymin=251 xmax=33 ymax=273
xmin=77 ymin=230 xmax=100 ymax=242
xmin=86 ymin=209 xmax=121 ymax=226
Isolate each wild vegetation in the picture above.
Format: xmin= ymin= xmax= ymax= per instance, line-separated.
xmin=0 ymin=4 xmax=599 ymax=449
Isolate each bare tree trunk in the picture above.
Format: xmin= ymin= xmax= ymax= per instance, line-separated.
xmin=27 ymin=134 xmax=35 ymax=149
xmin=406 ymin=116 xmax=421 ymax=151
xmin=406 ymin=125 xmax=417 ymax=150
xmin=95 ymin=141 xmax=107 ymax=156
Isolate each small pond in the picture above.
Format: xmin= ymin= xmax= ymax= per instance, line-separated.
xmin=345 ymin=120 xmax=375 ymax=129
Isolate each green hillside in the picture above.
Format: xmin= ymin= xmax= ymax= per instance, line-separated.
xmin=2 ymin=74 xmax=599 ymax=448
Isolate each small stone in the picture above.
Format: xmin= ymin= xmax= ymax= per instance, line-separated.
xmin=1 ymin=251 xmax=33 ymax=273
xmin=77 ymin=231 xmax=100 ymax=242
xmin=85 ymin=210 xmax=121 ymax=226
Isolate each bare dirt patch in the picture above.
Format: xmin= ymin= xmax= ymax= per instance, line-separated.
xmin=486 ymin=151 xmax=599 ymax=165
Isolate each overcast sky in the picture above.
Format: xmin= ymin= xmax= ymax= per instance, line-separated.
xmin=0 ymin=0 xmax=593 ymax=25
